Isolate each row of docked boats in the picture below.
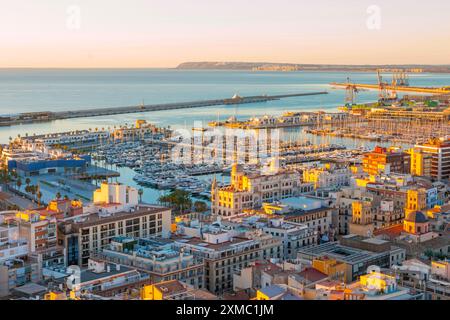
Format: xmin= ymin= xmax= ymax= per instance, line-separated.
xmin=91 ymin=140 xmax=224 ymax=197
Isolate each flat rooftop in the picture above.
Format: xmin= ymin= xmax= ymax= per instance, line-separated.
xmin=80 ymin=263 xmax=135 ymax=283
xmin=298 ymin=242 xmax=385 ymax=264
xmin=281 ymin=196 xmax=323 ymax=211
xmin=12 ymin=283 xmax=48 ymax=296
xmin=70 ymin=205 xmax=168 ymax=229
xmin=173 ymin=235 xmax=255 ymax=251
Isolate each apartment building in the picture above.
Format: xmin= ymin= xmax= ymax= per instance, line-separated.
xmin=220 ymin=213 xmax=316 ymax=260
xmin=12 ymin=211 xmax=58 ymax=253
xmin=409 ymin=148 xmax=433 ymax=177
xmin=426 ymin=260 xmax=450 ymax=300
xmin=366 ymin=178 xmax=441 ymax=211
xmin=413 ymin=137 xmax=450 ymax=181
xmin=60 ymin=205 xmax=171 ymax=266
xmin=172 ymin=223 xmax=282 ymax=295
xmin=0 ymin=217 xmax=33 ymax=297
xmin=330 ymin=187 xmax=379 ymax=235
xmin=259 ymin=218 xmax=316 ymax=259
xmin=302 ymin=164 xmax=351 ymax=190
xmin=268 ymin=197 xmax=333 ymax=238
xmin=95 ymin=237 xmax=205 ymax=289
xmin=373 ymin=200 xmax=405 ymax=229
xmin=348 ymin=200 xmax=375 ymax=237
xmin=0 ymin=259 xmax=40 ymax=297
xmin=59 ymin=182 xmax=171 ymax=266
xmin=0 ymin=219 xmax=28 ymax=263
xmin=0 ymin=211 xmax=66 ymax=291
xmin=362 ymin=146 xmax=410 ymax=176
xmin=211 ymin=163 xmax=304 ymax=217
xmin=69 ymin=258 xmax=151 ymax=297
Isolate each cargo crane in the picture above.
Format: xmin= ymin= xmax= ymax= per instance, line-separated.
xmin=345 ymin=77 xmax=359 ymax=106
xmin=376 ymin=68 xmax=419 ymax=102
xmin=377 ymin=68 xmax=421 ymax=87
xmin=376 ymin=70 xmax=390 ymax=101
xmin=393 ymin=70 xmax=409 ymax=86
xmin=330 ymin=68 xmax=450 ymax=95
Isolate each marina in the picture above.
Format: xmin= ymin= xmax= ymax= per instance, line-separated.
xmin=89 ymin=134 xmax=353 ymax=197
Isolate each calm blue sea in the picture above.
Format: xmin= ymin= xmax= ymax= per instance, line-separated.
xmin=1 ymin=69 xmax=449 ymax=144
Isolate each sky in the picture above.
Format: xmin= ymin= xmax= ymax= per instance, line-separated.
xmin=1 ymin=0 xmax=450 ymax=68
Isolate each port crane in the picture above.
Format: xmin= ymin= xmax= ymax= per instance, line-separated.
xmin=376 ymin=68 xmax=425 ymax=101
xmin=377 ymin=68 xmax=413 ymax=86
xmin=376 ymin=70 xmax=390 ymax=101
xmin=330 ymin=68 xmax=450 ymax=95
xmin=345 ymin=77 xmax=358 ymax=106
xmin=376 ymin=68 xmax=418 ymax=102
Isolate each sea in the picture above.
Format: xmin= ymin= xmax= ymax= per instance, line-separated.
xmin=1 ymin=69 xmax=448 ymax=203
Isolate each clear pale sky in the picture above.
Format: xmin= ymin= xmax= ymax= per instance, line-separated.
xmin=1 ymin=0 xmax=449 ymax=68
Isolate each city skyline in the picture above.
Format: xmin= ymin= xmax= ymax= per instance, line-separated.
xmin=2 ymin=0 xmax=450 ymax=68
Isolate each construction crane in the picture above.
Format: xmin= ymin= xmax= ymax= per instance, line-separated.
xmin=345 ymin=77 xmax=358 ymax=106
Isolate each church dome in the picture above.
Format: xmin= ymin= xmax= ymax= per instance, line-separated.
xmin=405 ymin=211 xmax=428 ymax=223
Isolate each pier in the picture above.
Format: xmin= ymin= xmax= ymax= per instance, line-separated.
xmin=0 ymin=91 xmax=328 ymax=127
xmin=330 ymin=82 xmax=450 ymax=94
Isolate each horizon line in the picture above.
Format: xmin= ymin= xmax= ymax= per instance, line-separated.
xmin=1 ymin=62 xmax=450 ymax=70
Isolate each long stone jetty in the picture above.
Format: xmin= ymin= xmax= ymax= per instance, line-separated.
xmin=0 ymin=91 xmax=328 ymax=127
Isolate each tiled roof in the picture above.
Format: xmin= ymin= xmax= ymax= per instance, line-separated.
xmin=297 ymin=267 xmax=328 ymax=283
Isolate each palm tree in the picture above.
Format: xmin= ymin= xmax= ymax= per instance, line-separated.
xmin=157 ymin=194 xmax=170 ymax=207
xmin=158 ymin=189 xmax=192 ymax=214
xmin=0 ymin=169 xmax=11 ymax=184
xmin=30 ymin=185 xmax=37 ymax=201
xmin=194 ymin=201 xmax=208 ymax=213
xmin=138 ymin=188 xmax=144 ymax=203
xmin=37 ymin=191 xmax=42 ymax=206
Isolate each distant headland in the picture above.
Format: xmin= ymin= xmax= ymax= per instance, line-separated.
xmin=176 ymin=61 xmax=450 ymax=73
